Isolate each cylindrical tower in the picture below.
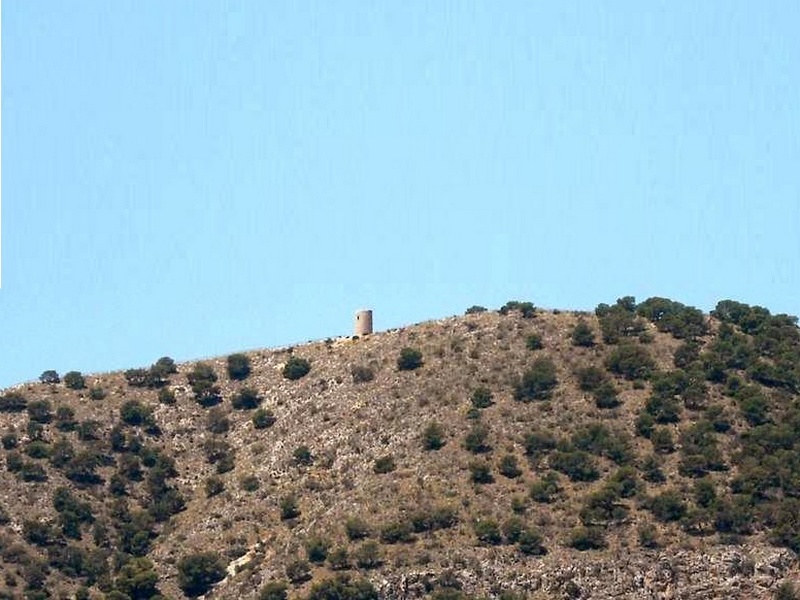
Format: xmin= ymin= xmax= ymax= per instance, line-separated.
xmin=354 ymin=309 xmax=373 ymax=336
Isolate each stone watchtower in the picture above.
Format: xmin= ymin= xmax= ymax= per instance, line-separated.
xmin=354 ymin=309 xmax=373 ymax=336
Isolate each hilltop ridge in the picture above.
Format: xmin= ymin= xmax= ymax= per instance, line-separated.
xmin=1 ymin=298 xmax=800 ymax=599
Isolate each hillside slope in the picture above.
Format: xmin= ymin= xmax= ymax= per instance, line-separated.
xmin=1 ymin=298 xmax=800 ymax=600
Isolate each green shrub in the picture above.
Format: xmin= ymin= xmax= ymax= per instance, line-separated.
xmin=188 ymin=363 xmax=222 ymax=406
xmin=227 ymin=353 xmax=251 ymax=380
xmin=351 ymin=365 xmax=375 ymax=383
xmin=593 ymin=380 xmax=620 ymax=409
xmin=240 ymin=475 xmax=260 ymax=492
xmin=2 ymin=431 xmax=18 ymax=449
xmin=327 ymin=547 xmax=350 ymax=571
xmin=280 ymin=495 xmax=300 ymax=520
xmin=651 ymin=427 xmax=675 ymax=453
xmin=637 ymin=523 xmax=660 ymax=548
xmin=252 ymin=408 xmax=277 ymax=429
xmin=422 ymin=422 xmax=446 ymax=450
xmin=567 ymin=526 xmax=606 ymax=550
xmin=158 ymin=387 xmax=176 ymax=405
xmin=775 ymin=581 xmax=800 ymax=600
xmin=468 ymin=460 xmax=494 ymax=484
xmin=525 ymin=333 xmax=543 ymax=350
xmin=498 ymin=454 xmax=522 ymax=478
xmin=500 ymin=300 xmax=536 ymax=318
xmin=644 ymin=394 xmax=682 ymax=424
xmin=292 ymin=445 xmax=313 ymax=466
xmin=259 ymin=581 xmax=288 ymax=600
xmin=306 ymin=576 xmax=378 ymax=600
xmin=206 ymin=408 xmax=230 ymax=434
xmin=473 ymin=519 xmax=502 ymax=545
xmin=373 ymin=455 xmax=396 ymax=474
xmin=55 ymin=405 xmax=78 ymax=431
xmin=518 ymin=527 xmax=547 ymax=555
xmin=205 ymin=476 xmax=224 ymax=498
xmin=64 ymin=371 xmax=86 ymax=390
xmin=409 ymin=505 xmax=458 ymax=532
xmin=285 ymin=559 xmax=311 ymax=584
xmin=39 ymin=370 xmax=60 ymax=384
xmin=550 ymin=450 xmax=599 ymax=482
xmin=152 ymin=356 xmax=177 ymax=375
xmin=579 ymin=486 xmax=628 ymax=525
xmin=465 ymin=305 xmax=487 ymax=314
xmin=470 ymin=386 xmax=493 ymax=408
xmin=693 ymin=478 xmax=717 ymax=508
xmin=379 ymin=520 xmax=414 ymax=544
xmin=305 ymin=536 xmax=330 ymax=563
xmin=344 ymin=517 xmax=370 ymax=540
xmin=514 ymin=357 xmax=558 ymax=401
xmin=176 ymin=552 xmax=226 ymax=597
xmin=89 ymin=386 xmax=106 ymax=400
xmin=114 ymin=557 xmax=159 ymax=599
xmin=674 ymin=341 xmax=700 ymax=369
xmin=283 ymin=356 xmax=311 ymax=380
xmin=120 ymin=400 xmax=152 ymax=427
xmin=464 ymin=422 xmax=491 ymax=453
xmin=571 ymin=320 xmax=596 ymax=347
xmin=605 ymin=343 xmax=655 ymax=380
xmin=576 ymin=366 xmax=607 ymax=392
xmin=0 ymin=391 xmax=27 ymax=412
xmin=397 ymin=348 xmax=423 ymax=371
xmin=25 ymin=441 xmax=51 ymax=459
xmin=231 ymin=387 xmax=261 ymax=410
xmin=27 ymin=400 xmax=53 ymax=424
xmin=530 ymin=472 xmax=560 ymax=503
xmin=641 ymin=454 xmax=666 ymax=483
xmin=570 ymin=422 xmax=633 ymax=464
xmin=352 ymin=541 xmax=382 ymax=569
xmin=648 ymin=490 xmax=687 ymax=522
xmin=637 ymin=297 xmax=708 ymax=339
xmin=523 ymin=430 xmax=558 ymax=461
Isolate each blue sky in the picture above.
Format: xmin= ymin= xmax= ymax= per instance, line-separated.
xmin=2 ymin=2 xmax=799 ymax=389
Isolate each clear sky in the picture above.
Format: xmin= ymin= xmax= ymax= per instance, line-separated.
xmin=2 ymin=2 xmax=799 ymax=389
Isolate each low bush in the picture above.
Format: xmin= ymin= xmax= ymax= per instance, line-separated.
xmin=498 ymin=454 xmax=522 ymax=478
xmin=470 ymin=386 xmax=493 ymax=408
xmin=344 ymin=517 xmax=370 ymax=540
xmin=473 ymin=519 xmax=502 ymax=545
xmin=525 ymin=333 xmax=543 ymax=351
xmin=567 ymin=526 xmax=607 ymax=550
xmin=351 ymin=364 xmax=375 ymax=383
xmin=397 ymin=348 xmax=423 ymax=371
xmin=39 ymin=370 xmax=60 ymax=384
xmin=260 ymin=581 xmax=288 ymax=600
xmin=571 ymin=320 xmax=596 ymax=347
xmin=231 ymin=387 xmax=261 ymax=410
xmin=514 ymin=357 xmax=558 ymax=401
xmin=64 ymin=371 xmax=86 ymax=390
xmin=468 ymin=460 xmax=494 ymax=484
xmin=252 ymin=408 xmax=277 ymax=429
xmin=227 ymin=353 xmax=251 ymax=380
xmin=464 ymin=422 xmax=491 ymax=453
xmin=285 ymin=559 xmax=311 ymax=584
xmin=373 ymin=455 xmax=396 ymax=474
xmin=176 ymin=552 xmax=226 ymax=597
xmin=530 ymin=472 xmax=561 ymax=503
xmin=283 ymin=357 xmax=311 ymax=380
xmin=379 ymin=520 xmax=414 ymax=544
xmin=0 ymin=391 xmax=28 ymax=412
xmin=605 ymin=343 xmax=655 ymax=380
xmin=422 ymin=422 xmax=446 ymax=450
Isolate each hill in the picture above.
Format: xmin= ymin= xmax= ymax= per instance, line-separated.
xmin=1 ymin=297 xmax=800 ymax=600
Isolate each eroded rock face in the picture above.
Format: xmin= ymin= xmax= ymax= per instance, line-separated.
xmin=372 ymin=546 xmax=797 ymax=600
